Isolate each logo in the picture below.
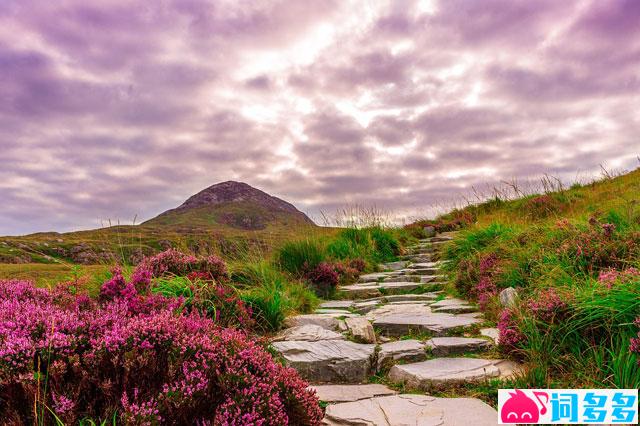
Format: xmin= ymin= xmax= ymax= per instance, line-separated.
xmin=498 ymin=389 xmax=638 ymax=424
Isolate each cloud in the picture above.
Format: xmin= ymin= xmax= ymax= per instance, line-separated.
xmin=0 ymin=0 xmax=638 ymax=235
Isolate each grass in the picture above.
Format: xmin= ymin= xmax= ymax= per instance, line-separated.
xmin=416 ymin=166 xmax=640 ymax=390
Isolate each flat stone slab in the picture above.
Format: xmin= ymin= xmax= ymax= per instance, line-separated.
xmin=383 ymin=293 xmax=439 ymax=302
xmin=320 ymin=300 xmax=355 ymax=309
xmin=377 ymin=339 xmax=426 ymax=370
xmin=382 ymin=274 xmax=422 ymax=283
xmin=430 ymin=298 xmax=477 ymax=314
xmin=273 ymin=325 xmax=345 ymax=342
xmin=311 ymin=384 xmax=397 ymax=403
xmin=358 ymin=273 xmax=389 ymax=282
xmin=425 ymin=337 xmax=492 ymax=356
xmin=272 ymin=340 xmax=375 ymax=383
xmin=379 ymin=261 xmax=408 ymax=271
xmin=481 ymin=327 xmax=500 ymax=344
xmin=368 ymin=304 xmax=481 ymax=336
xmin=373 ymin=314 xmax=481 ymax=336
xmin=322 ymin=394 xmax=498 ymax=426
xmin=315 ymin=308 xmax=353 ymax=315
xmin=341 ymin=281 xmax=439 ymax=298
xmin=353 ymin=299 xmax=382 ymax=314
xmin=284 ymin=314 xmax=343 ymax=331
xmin=389 ymin=358 xmax=520 ymax=388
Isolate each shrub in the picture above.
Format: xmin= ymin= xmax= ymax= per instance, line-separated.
xmin=348 ymin=258 xmax=366 ymax=273
xmin=523 ymin=194 xmax=563 ymax=218
xmin=0 ymin=279 xmax=322 ymax=425
xmin=276 ymin=240 xmax=325 ymax=275
xmin=136 ymin=249 xmax=228 ymax=282
xmin=304 ymin=262 xmax=339 ymax=298
xmin=525 ymin=288 xmax=569 ymax=323
xmin=497 ymin=308 xmax=526 ymax=354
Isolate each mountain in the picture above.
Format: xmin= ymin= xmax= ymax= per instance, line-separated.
xmin=0 ymin=181 xmax=320 ymax=268
xmin=144 ymin=181 xmax=314 ymax=230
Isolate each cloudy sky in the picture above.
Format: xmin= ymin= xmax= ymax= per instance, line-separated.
xmin=1 ymin=0 xmax=639 ymax=235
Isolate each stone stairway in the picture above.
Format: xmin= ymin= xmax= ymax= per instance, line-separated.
xmin=272 ymin=233 xmax=515 ymax=425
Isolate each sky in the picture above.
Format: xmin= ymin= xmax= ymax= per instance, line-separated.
xmin=0 ymin=0 xmax=639 ymax=235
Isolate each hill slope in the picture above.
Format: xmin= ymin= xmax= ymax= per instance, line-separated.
xmin=407 ymin=167 xmax=640 ymax=393
xmin=0 ymin=181 xmax=322 ymax=267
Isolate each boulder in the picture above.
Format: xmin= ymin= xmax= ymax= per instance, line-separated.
xmin=423 ymin=226 xmax=437 ymax=237
xmin=499 ymin=287 xmax=519 ymax=308
xmin=480 ymin=328 xmax=500 ymax=345
xmin=345 ymin=317 xmax=376 ymax=343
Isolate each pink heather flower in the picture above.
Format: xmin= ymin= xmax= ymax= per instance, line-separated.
xmin=631 ymin=317 xmax=640 ymax=366
xmin=526 ymin=288 xmax=568 ymax=322
xmin=475 ymin=276 xmax=497 ymax=311
xmin=479 ymin=253 xmax=499 ymax=275
xmin=497 ymin=308 xmax=525 ymax=352
xmin=598 ymin=268 xmax=640 ymax=289
xmin=0 ymin=279 xmax=322 ymax=424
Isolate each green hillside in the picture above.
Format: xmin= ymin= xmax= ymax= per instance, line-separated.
xmin=407 ymin=167 xmax=640 ymax=392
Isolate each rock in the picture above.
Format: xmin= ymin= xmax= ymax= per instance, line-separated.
xmin=379 ymin=261 xmax=407 ymax=271
xmin=315 ymin=309 xmax=353 ymax=315
xmin=480 ymin=327 xmax=500 ymax=345
xmin=358 ymin=273 xmax=389 ymax=283
xmin=423 ymin=226 xmax=437 ymax=237
xmin=370 ymin=303 xmax=482 ymax=337
xmin=499 ymin=287 xmax=519 ymax=308
xmin=383 ymin=294 xmax=439 ymax=302
xmin=284 ymin=314 xmax=343 ymax=331
xmin=377 ymin=340 xmax=426 ymax=370
xmin=382 ymin=274 xmax=422 ymax=283
xmin=320 ymin=300 xmax=355 ymax=309
xmin=311 ymin=384 xmax=397 ymax=403
xmin=272 ymin=340 xmax=375 ymax=383
xmin=272 ymin=325 xmax=345 ymax=342
xmin=429 ymin=235 xmax=453 ymax=242
xmin=425 ymin=337 xmax=492 ymax=356
xmin=345 ymin=317 xmax=376 ymax=343
xmin=430 ymin=298 xmax=477 ymax=314
xmin=322 ymin=394 xmax=498 ymax=426
xmin=353 ymin=300 xmax=382 ymax=314
xmin=340 ymin=281 xmax=436 ymax=298
xmin=338 ymin=285 xmax=382 ymax=299
xmin=388 ymin=358 xmax=520 ymax=388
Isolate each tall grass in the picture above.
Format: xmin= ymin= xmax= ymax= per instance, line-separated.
xmin=275 ymin=239 xmax=325 ymax=275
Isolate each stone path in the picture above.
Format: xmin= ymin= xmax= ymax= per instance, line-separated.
xmin=272 ymin=233 xmax=513 ymax=425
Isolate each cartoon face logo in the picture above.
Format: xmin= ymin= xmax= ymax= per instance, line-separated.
xmin=501 ymin=389 xmax=548 ymax=424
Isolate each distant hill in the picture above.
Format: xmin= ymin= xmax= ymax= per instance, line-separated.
xmin=0 ymin=181 xmax=322 ymax=267
xmin=145 ymin=181 xmax=314 ymax=230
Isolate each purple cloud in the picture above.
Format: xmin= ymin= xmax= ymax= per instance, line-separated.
xmin=0 ymin=0 xmax=639 ymax=235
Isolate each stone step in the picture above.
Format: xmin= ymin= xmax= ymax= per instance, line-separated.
xmin=371 ymin=307 xmax=482 ymax=337
xmin=425 ymin=337 xmax=493 ymax=356
xmin=427 ymin=236 xmax=454 ymax=242
xmin=284 ymin=314 xmax=345 ymax=331
xmin=311 ymin=384 xmax=397 ymax=403
xmin=381 ymin=274 xmax=422 ymax=283
xmin=388 ymin=358 xmax=521 ymax=388
xmin=430 ymin=298 xmax=477 ymax=314
xmin=271 ymin=340 xmax=376 ymax=383
xmin=319 ymin=300 xmax=354 ymax=309
xmin=379 ymin=261 xmax=408 ymax=271
xmin=377 ymin=339 xmax=427 ymax=370
xmin=273 ymin=324 xmax=346 ymax=342
xmin=357 ymin=272 xmax=390 ymax=283
xmin=315 ymin=308 xmax=353 ymax=315
xmin=339 ymin=281 xmax=444 ymax=299
xmin=480 ymin=327 xmax=500 ymax=345
xmin=321 ymin=395 xmax=498 ymax=426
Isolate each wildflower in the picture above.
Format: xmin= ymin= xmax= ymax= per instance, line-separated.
xmin=526 ymin=288 xmax=568 ymax=322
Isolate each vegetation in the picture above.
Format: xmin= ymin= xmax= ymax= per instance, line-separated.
xmin=422 ymin=167 xmax=640 ymax=391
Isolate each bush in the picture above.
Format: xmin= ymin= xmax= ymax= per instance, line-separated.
xmin=276 ymin=240 xmax=325 ymax=275
xmin=0 ymin=279 xmax=322 ymax=425
xmin=304 ymin=262 xmax=339 ymax=298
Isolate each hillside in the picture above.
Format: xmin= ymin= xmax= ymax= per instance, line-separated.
xmin=405 ymin=167 xmax=640 ymax=393
xmin=0 ymin=181 xmax=323 ymax=273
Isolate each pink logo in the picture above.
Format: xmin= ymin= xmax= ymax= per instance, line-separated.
xmin=500 ymin=389 xmax=548 ymax=424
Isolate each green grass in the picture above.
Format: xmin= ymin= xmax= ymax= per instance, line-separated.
xmin=422 ymin=167 xmax=640 ymax=389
